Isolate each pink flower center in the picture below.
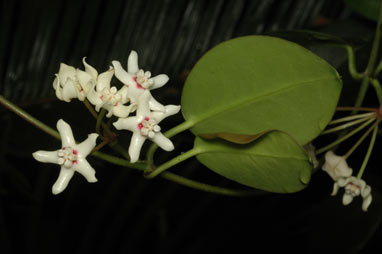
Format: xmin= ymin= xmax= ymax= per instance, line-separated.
xmin=348 ymin=182 xmax=360 ymax=190
xmin=137 ymin=117 xmax=150 ymax=129
xmin=133 ymin=76 xmax=144 ymax=90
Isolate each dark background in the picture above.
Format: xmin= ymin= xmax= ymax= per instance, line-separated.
xmin=1 ymin=0 xmax=382 ymax=253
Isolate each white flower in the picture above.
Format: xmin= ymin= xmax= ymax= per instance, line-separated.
xmin=112 ymin=50 xmax=169 ymax=111
xmin=53 ymin=58 xmax=97 ymax=102
xmin=32 ymin=119 xmax=98 ymax=194
xmin=322 ymin=151 xmax=353 ymax=181
xmin=113 ymin=90 xmax=180 ymax=163
xmin=86 ymin=65 xmax=134 ymax=118
xmin=332 ymin=176 xmax=372 ymax=212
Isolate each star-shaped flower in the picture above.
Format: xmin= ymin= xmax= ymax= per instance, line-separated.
xmin=53 ymin=58 xmax=99 ymax=102
xmin=331 ymin=176 xmax=372 ymax=211
xmin=85 ymin=65 xmax=134 ymax=118
xmin=112 ymin=50 xmax=169 ymax=111
xmin=322 ymin=151 xmax=353 ymax=181
xmin=113 ymin=90 xmax=180 ymax=163
xmin=32 ymin=119 xmax=98 ymax=194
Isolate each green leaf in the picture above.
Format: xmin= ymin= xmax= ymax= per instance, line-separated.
xmin=199 ymin=132 xmax=265 ymax=144
xmin=344 ymin=0 xmax=381 ymax=22
xmin=194 ymin=131 xmax=313 ymax=193
xmin=181 ymin=36 xmax=342 ymax=145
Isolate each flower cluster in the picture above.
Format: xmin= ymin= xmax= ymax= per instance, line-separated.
xmin=322 ymin=151 xmax=372 ymax=211
xmin=33 ymin=51 xmax=180 ymax=194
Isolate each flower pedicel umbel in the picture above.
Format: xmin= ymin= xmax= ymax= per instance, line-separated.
xmin=33 ymin=51 xmax=181 ymax=193
xmin=32 ymin=119 xmax=98 ymax=194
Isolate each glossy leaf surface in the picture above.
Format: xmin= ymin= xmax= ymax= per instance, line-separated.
xmin=181 ymin=36 xmax=342 ymax=145
xmin=194 ymin=131 xmax=313 ymax=193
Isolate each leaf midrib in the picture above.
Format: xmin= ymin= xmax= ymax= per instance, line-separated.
xmin=198 ymin=150 xmax=309 ymax=162
xmin=188 ymin=76 xmax=338 ymax=128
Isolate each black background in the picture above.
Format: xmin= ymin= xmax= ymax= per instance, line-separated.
xmin=1 ymin=0 xmax=382 ymax=253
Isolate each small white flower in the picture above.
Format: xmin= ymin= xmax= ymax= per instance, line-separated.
xmin=332 ymin=176 xmax=372 ymax=212
xmin=32 ymin=119 xmax=98 ymax=194
xmin=86 ymin=65 xmax=134 ymax=118
xmin=113 ymin=90 xmax=180 ymax=163
xmin=112 ymin=50 xmax=169 ymax=111
xmin=53 ymin=58 xmax=98 ymax=102
xmin=322 ymin=151 xmax=353 ymax=181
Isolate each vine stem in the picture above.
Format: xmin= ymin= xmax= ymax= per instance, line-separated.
xmin=354 ymin=2 xmax=382 ymax=107
xmin=146 ymin=120 xmax=194 ymax=166
xmin=83 ymin=98 xmax=98 ymax=118
xmin=344 ymin=121 xmax=378 ymax=159
xmin=145 ymin=147 xmax=201 ymax=178
xmin=160 ymin=172 xmax=263 ymax=197
xmin=0 ymin=95 xmax=61 ymax=140
xmin=357 ymin=121 xmax=379 ymax=178
xmin=316 ymin=118 xmax=375 ymax=155
xmin=354 ymin=78 xmax=371 ymax=109
xmin=96 ymin=109 xmax=106 ymax=134
xmin=345 ymin=45 xmax=363 ymax=80
xmin=83 ymin=99 xmax=113 ymax=137
xmin=92 ymin=151 xmax=147 ymax=170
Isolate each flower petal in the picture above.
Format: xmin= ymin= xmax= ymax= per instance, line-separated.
xmin=342 ymin=193 xmax=354 ymax=206
xmin=57 ymin=119 xmax=76 ymax=147
xmin=113 ymin=117 xmax=137 ymax=131
xmin=118 ymin=86 xmax=130 ymax=104
xmin=76 ymin=133 xmax=98 ymax=157
xmin=58 ymin=63 xmax=76 ymax=83
xmin=362 ymin=194 xmax=372 ymax=211
xmin=148 ymin=96 xmax=165 ymax=112
xmin=112 ymin=60 xmax=135 ymax=86
xmin=128 ymin=132 xmax=146 ymax=163
xmin=52 ymin=167 xmax=75 ymax=195
xmin=86 ymin=88 xmax=102 ymax=106
xmin=82 ymin=57 xmax=98 ymax=80
xmin=137 ymin=90 xmax=152 ymax=117
xmin=331 ymin=182 xmax=340 ymax=196
xmin=151 ymin=74 xmax=169 ymax=90
xmin=32 ymin=150 xmax=59 ymax=164
xmin=73 ymin=159 xmax=97 ymax=182
xmin=97 ymin=67 xmax=114 ymax=92
xmin=76 ymin=69 xmax=93 ymax=92
xmin=361 ymin=185 xmax=372 ymax=198
xmin=150 ymin=132 xmax=174 ymax=151
xmin=322 ymin=151 xmax=352 ymax=181
xmin=127 ymin=50 xmax=139 ymax=74
xmin=53 ymin=75 xmax=64 ymax=100
xmin=153 ymin=105 xmax=181 ymax=123
xmin=112 ymin=103 xmax=136 ymax=118
xmin=61 ymin=78 xmax=79 ymax=102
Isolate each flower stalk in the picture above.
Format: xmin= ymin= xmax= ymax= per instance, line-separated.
xmin=357 ymin=121 xmax=379 ymax=178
